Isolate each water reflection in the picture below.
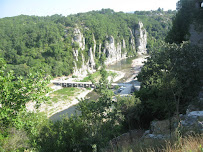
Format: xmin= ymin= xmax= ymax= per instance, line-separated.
xmin=49 ymin=105 xmax=79 ymax=122
xmin=107 ymin=56 xmax=137 ymax=83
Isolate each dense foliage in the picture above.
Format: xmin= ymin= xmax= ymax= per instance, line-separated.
xmin=0 ymin=58 xmax=50 ymax=126
xmin=0 ymin=58 xmax=50 ymax=151
xmin=0 ymin=63 xmax=130 ymax=151
xmin=0 ymin=9 xmax=175 ymax=77
xmin=166 ymin=0 xmax=203 ymax=43
xmin=2 ymin=5 xmax=202 ymax=151
xmin=135 ymin=43 xmax=202 ymax=128
xmin=37 ymin=68 xmax=125 ymax=151
xmin=126 ymin=0 xmax=203 ymax=129
xmin=0 ymin=15 xmax=74 ymax=77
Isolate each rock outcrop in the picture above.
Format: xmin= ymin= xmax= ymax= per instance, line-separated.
xmin=129 ymin=28 xmax=136 ymax=51
xmin=72 ymin=28 xmax=95 ymax=76
xmin=109 ymin=130 xmax=144 ymax=149
xmin=103 ymin=36 xmax=126 ymax=65
xmin=88 ymin=47 xmax=95 ymax=69
xmin=180 ymin=111 xmax=203 ymax=133
xmin=142 ymin=111 xmax=203 ymax=140
xmin=135 ymin=22 xmax=147 ymax=55
xmin=73 ymin=27 xmax=85 ymax=50
xmin=72 ymin=28 xmax=86 ymax=76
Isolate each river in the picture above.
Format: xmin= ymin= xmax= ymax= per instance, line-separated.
xmin=106 ymin=56 xmax=138 ymax=83
xmin=49 ymin=56 xmax=145 ymax=121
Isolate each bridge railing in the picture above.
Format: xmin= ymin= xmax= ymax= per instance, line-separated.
xmin=51 ymin=80 xmax=121 ymax=89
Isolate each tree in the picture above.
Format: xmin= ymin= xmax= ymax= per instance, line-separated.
xmin=135 ymin=42 xmax=202 ymax=128
xmin=0 ymin=58 xmax=50 ymax=126
xmin=166 ymin=0 xmax=203 ymax=44
xmin=157 ymin=7 xmax=164 ymax=12
xmin=36 ymin=67 xmax=123 ymax=151
xmin=76 ymin=67 xmax=122 ymax=150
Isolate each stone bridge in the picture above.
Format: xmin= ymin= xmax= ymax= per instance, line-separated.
xmin=51 ymin=80 xmax=126 ymax=89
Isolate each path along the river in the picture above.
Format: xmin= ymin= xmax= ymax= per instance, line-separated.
xmin=49 ymin=55 xmax=148 ymax=121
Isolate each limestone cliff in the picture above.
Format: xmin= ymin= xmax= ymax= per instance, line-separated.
xmin=73 ymin=27 xmax=85 ymax=50
xmin=135 ymin=22 xmax=147 ymax=55
xmin=72 ymin=27 xmax=95 ymax=76
xmin=103 ymin=36 xmax=126 ymax=65
xmin=88 ymin=47 xmax=96 ymax=69
xmin=71 ymin=22 xmax=147 ymax=76
xmin=129 ymin=28 xmax=136 ymax=52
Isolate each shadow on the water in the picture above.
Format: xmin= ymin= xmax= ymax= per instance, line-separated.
xmin=49 ymin=105 xmax=80 ymax=122
xmin=49 ymin=91 xmax=100 ymax=122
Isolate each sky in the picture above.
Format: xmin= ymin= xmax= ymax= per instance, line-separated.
xmin=0 ymin=0 xmax=179 ymax=18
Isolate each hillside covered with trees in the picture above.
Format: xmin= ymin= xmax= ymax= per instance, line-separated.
xmin=0 ymin=3 xmax=202 ymax=151
xmin=0 ymin=9 xmax=175 ymax=77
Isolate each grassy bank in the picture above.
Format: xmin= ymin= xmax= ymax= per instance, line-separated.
xmin=80 ymin=71 xmax=118 ymax=82
xmin=37 ymin=87 xmax=83 ymax=116
xmin=49 ymin=87 xmax=80 ymax=103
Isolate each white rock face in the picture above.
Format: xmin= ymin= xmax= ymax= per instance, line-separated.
xmin=122 ymin=39 xmax=126 ymax=49
xmin=121 ymin=39 xmax=127 ymax=58
xmin=93 ymin=34 xmax=96 ymax=55
xmin=73 ymin=54 xmax=94 ymax=77
xmin=88 ymin=47 xmax=96 ymax=69
xmin=72 ymin=27 xmax=85 ymax=75
xmin=98 ymin=43 xmax=102 ymax=58
xmin=73 ymin=27 xmax=85 ymax=50
xmin=103 ymin=36 xmax=127 ymax=65
xmin=72 ymin=27 xmax=95 ymax=76
xmin=135 ymin=21 xmax=147 ymax=55
xmin=73 ymin=49 xmax=78 ymax=61
xmin=129 ymin=28 xmax=136 ymax=51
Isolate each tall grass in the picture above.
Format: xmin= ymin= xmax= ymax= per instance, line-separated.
xmin=161 ymin=134 xmax=203 ymax=152
xmin=50 ymin=87 xmax=80 ymax=103
xmin=108 ymin=134 xmax=203 ymax=152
